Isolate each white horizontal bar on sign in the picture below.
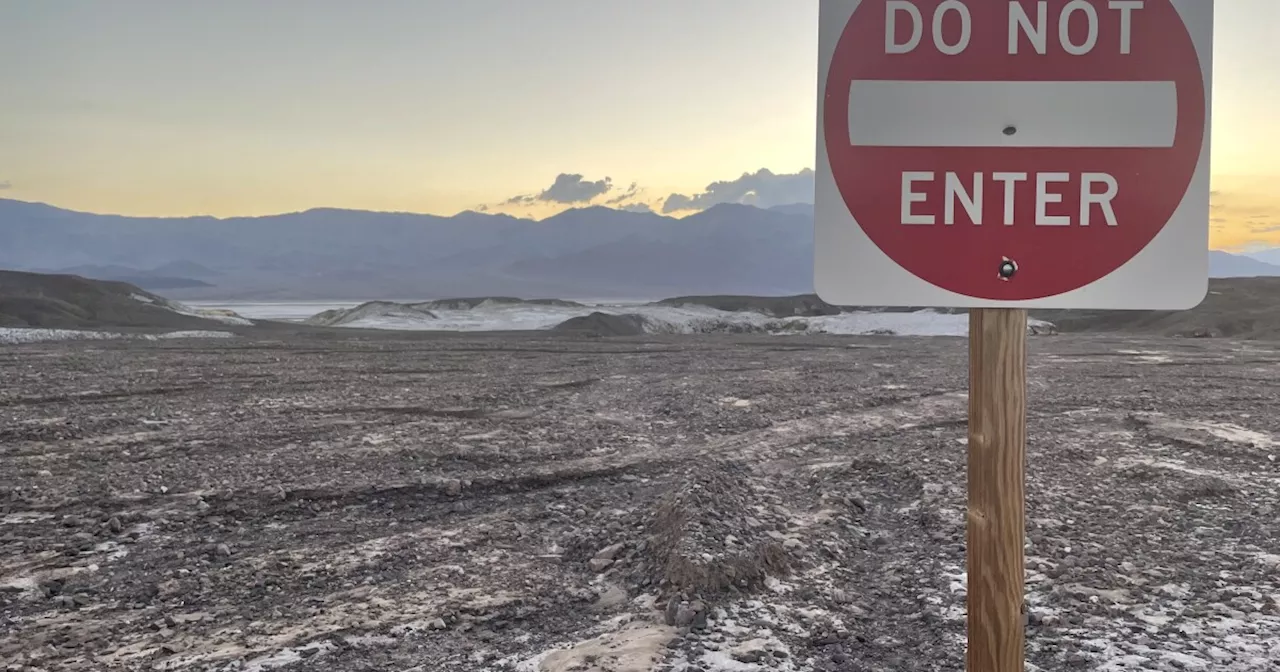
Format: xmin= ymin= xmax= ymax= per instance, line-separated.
xmin=846 ymin=80 xmax=1177 ymax=148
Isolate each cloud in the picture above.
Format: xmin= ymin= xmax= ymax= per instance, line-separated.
xmin=604 ymin=182 xmax=656 ymax=213
xmin=543 ymin=174 xmax=613 ymax=203
xmin=506 ymin=173 xmax=614 ymax=206
xmin=606 ymin=182 xmax=641 ymax=204
xmin=487 ymin=167 xmax=820 ymax=218
xmin=0 ymin=180 xmax=11 ymax=191
xmin=662 ymin=168 xmax=815 ymax=214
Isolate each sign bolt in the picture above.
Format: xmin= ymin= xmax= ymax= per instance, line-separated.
xmin=999 ymin=258 xmax=1018 ymax=281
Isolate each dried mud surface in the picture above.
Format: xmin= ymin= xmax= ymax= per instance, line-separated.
xmin=1 ymin=333 xmax=1278 ymax=671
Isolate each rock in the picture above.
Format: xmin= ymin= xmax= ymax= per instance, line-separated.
xmin=594 ymin=543 xmax=626 ymax=561
xmin=442 ymin=479 xmax=463 ymax=497
xmin=214 ymin=543 xmax=232 ymax=557
xmin=674 ymin=606 xmax=698 ymax=627
xmin=690 ymin=601 xmax=710 ymax=630
xmin=588 ymin=558 xmax=613 ymax=572
xmin=665 ymin=598 xmax=681 ymax=626
xmin=592 ymin=584 xmax=629 ymax=611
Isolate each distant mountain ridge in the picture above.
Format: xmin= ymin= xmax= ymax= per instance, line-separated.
xmin=1208 ymin=250 xmax=1280 ymax=278
xmin=0 ymin=198 xmax=814 ymax=299
xmin=1 ymin=197 xmax=1276 ymax=300
xmin=35 ymin=262 xmax=222 ymax=290
xmin=1244 ymin=247 xmax=1280 ymax=267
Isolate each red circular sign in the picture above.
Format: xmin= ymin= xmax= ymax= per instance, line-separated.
xmin=824 ymin=0 xmax=1205 ymax=300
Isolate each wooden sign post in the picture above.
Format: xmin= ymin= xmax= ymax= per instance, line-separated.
xmin=966 ymin=308 xmax=1027 ymax=671
xmin=814 ymin=2 xmax=1213 ymax=670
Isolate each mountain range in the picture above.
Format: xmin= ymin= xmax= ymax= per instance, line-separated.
xmin=1 ymin=198 xmax=1277 ymax=300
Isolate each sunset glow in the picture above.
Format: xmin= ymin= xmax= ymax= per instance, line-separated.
xmin=1 ymin=0 xmax=1276 ymax=248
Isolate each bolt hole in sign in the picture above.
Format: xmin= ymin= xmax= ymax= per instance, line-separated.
xmin=814 ymin=0 xmax=1213 ymax=309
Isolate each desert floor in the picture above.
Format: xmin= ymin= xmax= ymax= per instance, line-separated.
xmin=2 ymin=332 xmax=1278 ymax=671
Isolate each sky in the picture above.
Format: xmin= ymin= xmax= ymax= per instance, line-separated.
xmin=0 ymin=0 xmax=1277 ymax=250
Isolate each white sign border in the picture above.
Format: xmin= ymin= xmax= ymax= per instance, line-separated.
xmin=813 ymin=0 xmax=1214 ymax=310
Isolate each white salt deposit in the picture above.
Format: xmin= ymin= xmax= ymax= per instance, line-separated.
xmin=129 ymin=294 xmax=254 ymax=325
xmin=189 ymin=300 xmax=1055 ymax=338
xmin=0 ymin=328 xmax=236 ymax=345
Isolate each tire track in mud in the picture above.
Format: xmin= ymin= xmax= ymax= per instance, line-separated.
xmin=7 ymin=388 xmax=970 ymax=518
xmin=0 ymin=386 xmax=206 ymax=408
xmin=1 ymin=389 xmax=1083 ymax=532
xmin=249 ymin=390 xmax=972 ymax=515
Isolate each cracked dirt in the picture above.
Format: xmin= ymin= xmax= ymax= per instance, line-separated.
xmin=1 ymin=332 xmax=1278 ymax=671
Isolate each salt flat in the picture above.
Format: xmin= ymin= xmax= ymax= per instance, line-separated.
xmin=1 ymin=331 xmax=1277 ymax=671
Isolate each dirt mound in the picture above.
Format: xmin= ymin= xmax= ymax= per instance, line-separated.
xmin=418 ymin=296 xmax=584 ymax=310
xmin=551 ymin=312 xmax=647 ymax=336
xmin=1032 ymin=277 xmax=1280 ymax=339
xmin=647 ymin=317 xmax=812 ymax=335
xmin=642 ymin=462 xmax=791 ymax=598
xmin=304 ymin=301 xmax=438 ymax=327
xmin=554 ymin=313 xmax=814 ymax=337
xmin=0 ymin=270 xmax=243 ymax=330
xmin=654 ymin=294 xmax=845 ymax=318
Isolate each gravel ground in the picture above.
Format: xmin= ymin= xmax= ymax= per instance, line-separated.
xmin=1 ymin=332 xmax=1277 ymax=671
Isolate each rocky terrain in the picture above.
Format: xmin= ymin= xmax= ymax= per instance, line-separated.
xmin=1 ymin=330 xmax=1278 ymax=671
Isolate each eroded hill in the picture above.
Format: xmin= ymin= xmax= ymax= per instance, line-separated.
xmin=0 ymin=270 xmax=248 ymax=330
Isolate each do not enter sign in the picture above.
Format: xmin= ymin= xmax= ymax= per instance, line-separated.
xmin=814 ymin=0 xmax=1213 ymax=309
